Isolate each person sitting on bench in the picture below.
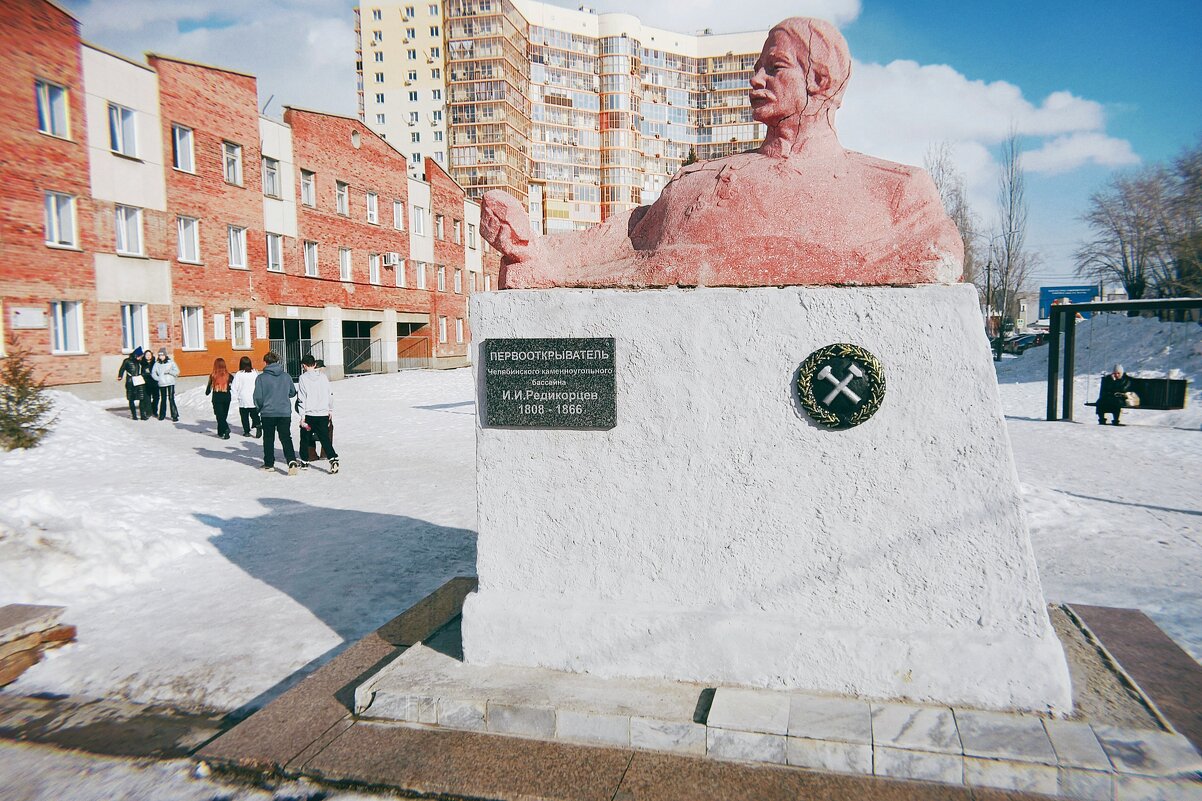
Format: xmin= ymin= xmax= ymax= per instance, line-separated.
xmin=1096 ymin=364 xmax=1134 ymax=426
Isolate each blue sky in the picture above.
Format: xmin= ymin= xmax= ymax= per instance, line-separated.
xmin=63 ymin=0 xmax=1202 ymax=286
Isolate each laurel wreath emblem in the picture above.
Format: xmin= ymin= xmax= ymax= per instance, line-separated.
xmin=796 ymin=343 xmax=886 ymax=429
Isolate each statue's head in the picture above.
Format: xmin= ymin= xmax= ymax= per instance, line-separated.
xmin=750 ymin=17 xmax=851 ymax=127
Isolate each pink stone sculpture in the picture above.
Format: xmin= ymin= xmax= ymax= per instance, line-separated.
xmin=480 ymin=17 xmax=964 ymax=289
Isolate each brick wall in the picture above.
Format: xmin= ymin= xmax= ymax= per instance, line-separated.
xmin=426 ymin=159 xmax=472 ymax=359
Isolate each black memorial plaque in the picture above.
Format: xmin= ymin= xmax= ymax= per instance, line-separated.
xmin=483 ymin=337 xmax=616 ymax=429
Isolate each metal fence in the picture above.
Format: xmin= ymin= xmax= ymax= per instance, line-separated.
xmin=343 ymin=337 xmax=384 ymax=375
xmin=397 ymin=336 xmax=431 ymax=370
xmin=269 ymin=339 xmax=324 ymax=379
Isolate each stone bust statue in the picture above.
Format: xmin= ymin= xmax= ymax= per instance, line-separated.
xmin=480 ymin=17 xmax=964 ymax=289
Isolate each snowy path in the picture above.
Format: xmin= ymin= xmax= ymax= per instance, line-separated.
xmin=1 ymin=315 xmax=1199 ymax=714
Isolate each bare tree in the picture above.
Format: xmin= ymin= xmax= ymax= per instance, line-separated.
xmin=924 ymin=142 xmax=981 ymax=288
xmin=984 ymin=131 xmax=1032 ymax=357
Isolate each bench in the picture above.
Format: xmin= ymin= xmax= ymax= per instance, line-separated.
xmin=1086 ymin=376 xmax=1190 ymax=411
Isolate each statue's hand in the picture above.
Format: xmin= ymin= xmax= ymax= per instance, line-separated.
xmin=481 ymin=190 xmax=535 ymax=258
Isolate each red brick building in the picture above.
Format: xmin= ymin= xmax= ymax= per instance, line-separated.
xmin=0 ymin=0 xmax=499 ymax=387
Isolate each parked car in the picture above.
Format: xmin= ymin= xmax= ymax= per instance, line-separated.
xmin=1003 ymin=334 xmax=1041 ymax=354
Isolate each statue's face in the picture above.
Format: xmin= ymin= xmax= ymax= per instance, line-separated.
xmin=750 ymin=29 xmax=810 ymax=127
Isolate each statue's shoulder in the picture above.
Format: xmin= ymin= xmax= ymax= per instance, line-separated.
xmin=678 ymin=151 xmax=761 ymax=177
xmin=846 ymin=150 xmax=924 ymax=182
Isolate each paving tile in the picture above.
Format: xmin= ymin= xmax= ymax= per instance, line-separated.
xmin=786 ymin=737 xmax=872 ymax=775
xmin=1094 ymin=725 xmax=1202 ymax=777
xmin=706 ymin=687 xmax=790 ymax=735
xmin=488 ymin=702 xmax=556 ymax=738
xmin=706 ymin=728 xmax=787 ymax=764
xmin=873 ymin=746 xmax=964 ymax=784
xmin=955 ymin=710 xmax=1056 ymax=764
xmin=557 ymin=710 xmax=630 ymax=747
xmin=305 ymin=720 xmax=631 ymax=801
xmin=964 ymin=757 xmax=1058 ymax=795
xmin=1045 ymin=718 xmax=1111 ymax=770
xmin=630 ymin=717 xmax=706 ymax=756
xmin=1115 ymin=774 xmax=1202 ymax=801
xmin=364 ymin=692 xmax=437 ymax=723
xmin=788 ymin=695 xmax=872 ymax=745
xmin=615 ymin=749 xmax=973 ymax=801
xmin=437 ymin=697 xmax=486 ymax=731
xmin=1057 ymin=768 xmax=1114 ymax=801
xmin=871 ymin=703 xmax=962 ymax=755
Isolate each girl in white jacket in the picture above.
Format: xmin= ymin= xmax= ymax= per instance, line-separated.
xmin=230 ymin=356 xmax=262 ymax=437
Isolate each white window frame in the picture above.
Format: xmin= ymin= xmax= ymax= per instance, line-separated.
xmin=366 ymin=192 xmax=379 ymax=224
xmin=107 ymin=102 xmax=137 ymax=157
xmin=231 ymin=309 xmax=251 ymax=350
xmin=50 ymin=300 xmax=84 ymax=354
xmin=453 ymin=219 xmax=462 ymax=244
xmin=372 ymin=8 xmax=382 ymax=20
xmin=467 ymin=223 xmax=477 ymax=249
xmin=485 ymin=275 xmax=491 ymax=291
xmin=120 ymin=303 xmax=148 ymax=353
xmin=435 ymin=214 xmax=444 ymax=240
xmin=455 ymin=317 xmax=464 ymax=343
xmin=178 ymin=216 xmax=200 ymax=263
xmin=393 ymin=199 xmax=405 ymax=229
xmin=213 ymin=312 xmax=226 ymax=341
xmin=397 ymin=257 xmax=407 ymax=288
xmin=266 ymin=233 xmax=283 ymax=272
xmin=304 ymin=240 xmax=318 ymax=277
xmin=35 ymin=80 xmax=69 ymax=138
xmin=223 ymin=141 xmax=243 ymax=185
xmin=262 ymin=157 xmax=281 ymax=197
xmin=416 ymin=262 xmax=427 ymax=289
xmin=438 ymin=315 xmax=447 ymax=343
xmin=181 ymin=306 xmax=204 ymax=350
xmin=300 ymin=170 xmax=315 ymax=206
xmin=453 ymin=268 xmax=462 ymax=294
xmin=228 ymin=225 xmax=247 ymax=268
xmin=369 ymin=253 xmax=381 ymax=285
xmin=470 ymin=272 xmax=477 ymax=292
xmin=43 ymin=192 xmax=76 ymax=248
xmin=172 ymin=124 xmax=194 ymax=172
xmin=339 ymin=247 xmax=352 ymax=281
xmin=115 ymin=205 xmax=143 ymax=256
xmin=336 ymin=181 xmax=349 ymax=215
xmin=436 ymin=265 xmax=446 ymax=291
xmin=411 ymin=204 xmax=426 ymax=235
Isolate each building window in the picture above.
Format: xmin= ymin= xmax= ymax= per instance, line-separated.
xmin=231 ymin=309 xmax=251 ymax=349
xmin=336 ymin=181 xmax=349 ymax=215
xmin=410 ymin=152 xmax=421 ymax=165
xmin=467 ymin=223 xmax=477 ymax=249
xmin=393 ymin=199 xmax=405 ymax=229
xmin=43 ymin=192 xmax=75 ymax=247
xmin=438 ymin=315 xmax=447 ymax=343
xmin=455 ymin=317 xmax=464 ymax=343
xmin=371 ymin=8 xmax=382 ymax=20
xmin=262 ymin=157 xmax=280 ymax=197
xmin=373 ymin=30 xmax=383 ymax=42
xmin=339 ymin=247 xmax=352 ymax=280
xmin=407 ymin=49 xmax=417 ymax=60
xmin=177 ymin=216 xmax=200 ymax=262
xmin=181 ymin=306 xmax=204 ymax=349
xmin=171 ymin=124 xmax=194 ymax=172
xmin=430 ymin=25 xmax=440 ymax=36
xmin=266 ymin=233 xmax=283 ymax=271
xmin=213 ymin=312 xmax=226 ymax=340
xmin=300 ymin=170 xmax=315 ymax=206
xmin=411 ymin=132 xmax=420 ymax=144
xmin=228 ymin=225 xmax=247 ymax=268
xmin=375 ymin=92 xmax=385 ymax=104
xmin=428 ymin=4 xmax=439 ymax=14
xmin=107 ymin=102 xmax=136 ymax=157
xmin=304 ymin=241 xmax=318 ymax=276
xmin=114 ymin=205 xmax=143 ymax=256
xmin=396 ymin=255 xmax=407 ymax=287
xmin=431 ymin=67 xmax=441 ymax=79
xmin=223 ymin=142 xmax=242 ymax=184
xmin=411 ymin=205 xmax=426 ymax=235
xmin=416 ymin=262 xmax=426 ymax=289
xmin=406 ymin=27 xmax=416 ymax=38
xmin=369 ymin=253 xmax=381 ymax=285
xmin=120 ymin=303 xmax=148 ymax=353
xmin=366 ymin=192 xmax=379 ymax=223
xmin=405 ymin=5 xmax=415 ymax=17
xmin=50 ymin=301 xmax=83 ymax=354
xmin=470 ymin=271 xmax=477 ymax=292
xmin=453 ymin=219 xmax=461 ymax=243
xmin=435 ymin=215 xmax=445 ymax=239
xmin=430 ymin=46 xmax=440 ymax=58
xmin=408 ymin=70 xmax=418 ymax=81
xmin=375 ymin=114 xmax=386 ymax=125
xmin=374 ymin=51 xmax=384 ymax=62
xmin=375 ymin=72 xmax=385 ymax=83
xmin=408 ymin=90 xmax=418 ymax=102
xmin=433 ymin=110 xmax=442 ymax=123
xmin=408 ymin=111 xmax=419 ymax=124
xmin=432 ymin=88 xmax=442 ymax=100
xmin=436 ymin=265 xmax=446 ymax=291
xmin=35 ymin=80 xmax=69 ymax=137
xmin=485 ymin=274 xmax=491 ymax=291
xmin=434 ymin=130 xmax=443 ymax=142
xmin=453 ymin=268 xmax=462 ymax=293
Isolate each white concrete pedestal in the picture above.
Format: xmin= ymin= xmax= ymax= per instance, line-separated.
xmin=462 ymin=285 xmax=1072 ymax=713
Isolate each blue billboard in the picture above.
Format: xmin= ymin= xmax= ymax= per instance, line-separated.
xmin=1039 ymin=285 xmax=1099 ymax=320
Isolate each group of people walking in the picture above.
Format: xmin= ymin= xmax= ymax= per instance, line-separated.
xmin=116 ymin=347 xmax=180 ymax=421
xmin=120 ymin=348 xmax=339 ymax=475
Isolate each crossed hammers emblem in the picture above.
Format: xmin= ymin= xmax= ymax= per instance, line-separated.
xmin=816 ymin=362 xmax=863 ymax=406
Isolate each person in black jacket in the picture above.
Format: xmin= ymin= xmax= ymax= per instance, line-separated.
xmin=141 ymin=348 xmax=160 ymax=420
xmin=116 ymin=346 xmax=148 ymax=420
xmin=1096 ymin=364 xmax=1134 ymax=425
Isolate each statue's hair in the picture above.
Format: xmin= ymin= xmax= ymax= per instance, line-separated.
xmin=770 ymin=17 xmax=852 ymax=109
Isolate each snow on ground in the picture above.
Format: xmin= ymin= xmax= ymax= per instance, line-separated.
xmin=0 ymin=315 xmax=1199 ymax=721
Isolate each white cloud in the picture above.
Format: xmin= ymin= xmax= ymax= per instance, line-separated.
xmin=554 ymin=0 xmax=862 ymax=31
xmin=1022 ymin=133 xmax=1140 ymax=176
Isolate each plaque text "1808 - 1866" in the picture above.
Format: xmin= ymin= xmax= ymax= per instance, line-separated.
xmin=483 ymin=337 xmax=616 ymax=429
